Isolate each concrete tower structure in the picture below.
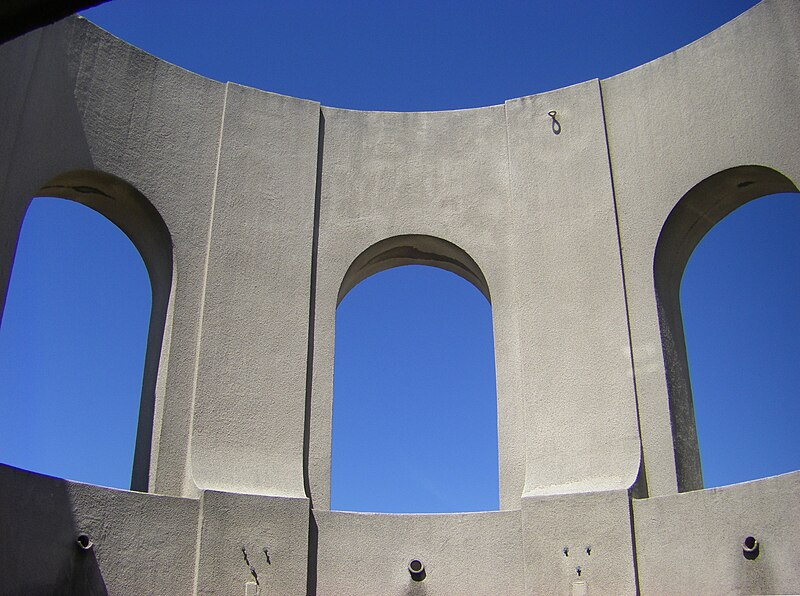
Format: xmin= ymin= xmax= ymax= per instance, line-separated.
xmin=1 ymin=1 xmax=799 ymax=593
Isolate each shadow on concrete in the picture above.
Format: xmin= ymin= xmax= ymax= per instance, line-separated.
xmin=302 ymin=111 xmax=325 ymax=511
xmin=306 ymin=509 xmax=319 ymax=595
xmin=0 ymin=464 xmax=108 ymax=594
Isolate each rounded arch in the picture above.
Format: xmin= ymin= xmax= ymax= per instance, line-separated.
xmin=20 ymin=169 xmax=173 ymax=492
xmin=338 ymin=234 xmax=491 ymax=306
xmin=653 ymin=165 xmax=799 ymax=492
xmin=331 ymin=234 xmax=498 ymax=512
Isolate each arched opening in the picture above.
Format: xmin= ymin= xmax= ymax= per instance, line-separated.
xmin=0 ymin=171 xmax=172 ymax=491
xmin=654 ymin=166 xmax=799 ymax=491
xmin=330 ymin=235 xmax=499 ymax=513
xmin=0 ymin=198 xmax=150 ymax=488
xmin=681 ymin=192 xmax=800 ymax=488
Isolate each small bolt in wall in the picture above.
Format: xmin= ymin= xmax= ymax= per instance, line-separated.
xmin=408 ymin=559 xmax=426 ymax=581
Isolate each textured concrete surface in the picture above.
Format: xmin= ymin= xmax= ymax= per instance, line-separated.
xmin=633 ymin=470 xmax=800 ymax=594
xmin=521 ymin=490 xmax=636 ymax=594
xmin=506 ymin=80 xmax=640 ymax=500
xmin=1 ymin=1 xmax=799 ymax=593
xmin=0 ymin=464 xmax=199 ymax=595
xmin=191 ymin=83 xmax=319 ymax=498
xmin=602 ymin=0 xmax=800 ymax=496
xmin=196 ymin=491 xmax=310 ymax=595
xmin=313 ymin=509 xmax=523 ymax=595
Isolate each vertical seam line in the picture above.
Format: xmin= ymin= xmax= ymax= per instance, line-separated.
xmin=185 ymin=82 xmax=229 ymax=494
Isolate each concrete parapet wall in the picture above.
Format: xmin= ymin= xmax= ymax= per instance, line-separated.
xmin=521 ymin=490 xmax=636 ymax=594
xmin=196 ymin=491 xmax=310 ymax=595
xmin=313 ymin=509 xmax=523 ymax=594
xmin=633 ymin=470 xmax=800 ymax=594
xmin=0 ymin=463 xmax=199 ymax=594
xmin=4 ymin=463 xmax=798 ymax=594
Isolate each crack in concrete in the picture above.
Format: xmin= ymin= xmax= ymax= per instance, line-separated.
xmin=242 ymin=546 xmax=259 ymax=585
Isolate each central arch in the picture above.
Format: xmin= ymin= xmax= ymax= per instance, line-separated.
xmin=331 ymin=234 xmax=498 ymax=512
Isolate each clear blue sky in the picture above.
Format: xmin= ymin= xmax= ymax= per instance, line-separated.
xmin=1 ymin=0 xmax=797 ymax=512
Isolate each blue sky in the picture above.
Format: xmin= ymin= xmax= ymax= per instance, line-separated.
xmin=1 ymin=0 xmax=797 ymax=511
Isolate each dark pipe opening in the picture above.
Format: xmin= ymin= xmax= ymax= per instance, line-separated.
xmin=742 ymin=536 xmax=759 ymax=560
xmin=408 ymin=559 xmax=426 ymax=581
xmin=76 ymin=534 xmax=93 ymax=552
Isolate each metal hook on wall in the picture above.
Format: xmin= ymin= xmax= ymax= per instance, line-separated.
xmin=548 ymin=110 xmax=561 ymax=135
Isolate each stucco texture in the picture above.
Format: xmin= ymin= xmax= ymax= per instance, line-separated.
xmin=0 ymin=1 xmax=798 ymax=593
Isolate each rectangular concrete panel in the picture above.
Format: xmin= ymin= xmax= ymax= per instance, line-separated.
xmin=192 ymin=84 xmax=320 ymax=497
xmin=313 ymin=509 xmax=523 ymax=595
xmin=0 ymin=464 xmax=199 ymax=595
xmin=505 ymin=80 xmax=640 ymax=497
xmin=521 ymin=490 xmax=636 ymax=594
xmin=1 ymin=465 xmax=104 ymax=594
xmin=633 ymin=471 xmax=800 ymax=594
xmin=69 ymin=480 xmax=200 ymax=595
xmin=196 ymin=491 xmax=310 ymax=595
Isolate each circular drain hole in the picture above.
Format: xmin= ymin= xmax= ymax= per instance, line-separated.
xmin=408 ymin=559 xmax=426 ymax=581
xmin=742 ymin=536 xmax=759 ymax=560
xmin=76 ymin=534 xmax=93 ymax=552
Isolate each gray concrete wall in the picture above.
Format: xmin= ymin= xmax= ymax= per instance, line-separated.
xmin=506 ymin=81 xmax=640 ymax=499
xmin=196 ymin=491 xmax=310 ymax=595
xmin=602 ymin=0 xmax=800 ymax=496
xmin=313 ymin=509 xmax=523 ymax=594
xmin=191 ymin=83 xmax=319 ymax=498
xmin=1 ymin=1 xmax=799 ymax=593
xmin=633 ymin=470 xmax=800 ymax=594
xmin=0 ymin=17 xmax=225 ymax=497
xmin=0 ymin=463 xmax=199 ymax=595
xmin=521 ymin=490 xmax=636 ymax=594
xmin=308 ymin=104 xmax=520 ymax=509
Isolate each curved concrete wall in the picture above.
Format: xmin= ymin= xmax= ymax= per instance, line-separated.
xmin=602 ymin=0 xmax=800 ymax=496
xmin=0 ymin=17 xmax=225 ymax=498
xmin=1 ymin=1 xmax=798 ymax=593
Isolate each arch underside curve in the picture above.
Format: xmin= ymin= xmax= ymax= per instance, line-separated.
xmin=653 ymin=165 xmax=798 ymax=492
xmin=338 ymin=234 xmax=491 ymax=306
